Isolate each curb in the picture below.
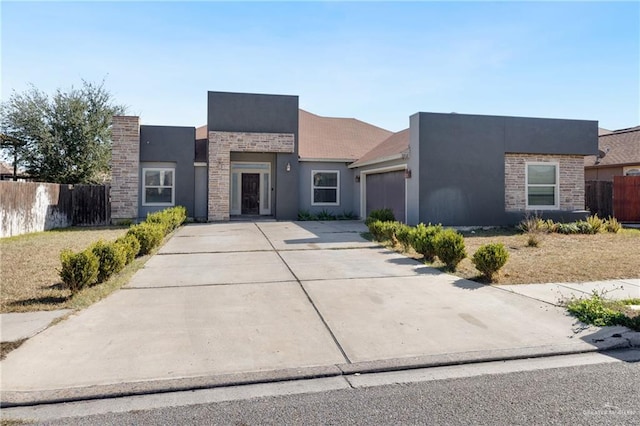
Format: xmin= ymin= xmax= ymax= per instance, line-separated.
xmin=3 ymin=331 xmax=639 ymax=408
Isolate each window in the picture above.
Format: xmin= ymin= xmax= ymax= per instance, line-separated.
xmin=312 ymin=170 xmax=339 ymax=205
xmin=624 ymin=168 xmax=640 ymax=176
xmin=143 ymin=168 xmax=175 ymax=206
xmin=526 ymin=163 xmax=558 ymax=209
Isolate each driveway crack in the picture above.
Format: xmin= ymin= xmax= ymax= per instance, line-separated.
xmin=254 ymin=223 xmax=352 ymax=364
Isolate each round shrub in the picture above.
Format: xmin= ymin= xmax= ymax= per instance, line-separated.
xmin=381 ymin=221 xmax=401 ymax=242
xmin=433 ymin=228 xmax=467 ymax=271
xmin=367 ymin=220 xmax=397 ymax=241
xmin=91 ymin=240 xmax=127 ymax=283
xmin=409 ymin=223 xmax=442 ymax=262
xmin=127 ymin=222 xmax=165 ymax=256
xmin=472 ymin=243 xmax=509 ymax=281
xmin=367 ymin=220 xmax=383 ymax=240
xmin=365 ymin=208 xmax=395 ymax=226
xmin=59 ymin=249 xmax=99 ymax=293
xmin=115 ymin=234 xmax=141 ymax=264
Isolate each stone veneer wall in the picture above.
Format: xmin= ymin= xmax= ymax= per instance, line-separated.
xmin=208 ymin=131 xmax=295 ymax=221
xmin=111 ymin=116 xmax=140 ymax=221
xmin=505 ymin=153 xmax=584 ymax=212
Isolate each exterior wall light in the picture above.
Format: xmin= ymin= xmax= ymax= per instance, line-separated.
xmin=286 ymin=162 xmax=291 ymax=172
xmin=405 ymin=169 xmax=412 ymax=179
xmin=355 ymin=175 xmax=361 ymax=183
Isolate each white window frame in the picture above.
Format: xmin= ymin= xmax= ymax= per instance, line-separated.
xmin=525 ymin=162 xmax=559 ymax=210
xmin=142 ymin=167 xmax=175 ymax=206
xmin=311 ymin=170 xmax=340 ymax=206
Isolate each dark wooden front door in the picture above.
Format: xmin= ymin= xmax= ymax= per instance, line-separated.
xmin=241 ymin=173 xmax=260 ymax=215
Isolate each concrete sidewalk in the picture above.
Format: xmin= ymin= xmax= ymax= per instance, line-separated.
xmin=1 ymin=221 xmax=638 ymax=406
xmin=1 ymin=310 xmax=71 ymax=344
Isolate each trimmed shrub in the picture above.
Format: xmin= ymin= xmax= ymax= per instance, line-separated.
xmin=365 ymin=208 xmax=395 ymax=226
xmin=409 ymin=223 xmax=442 ymax=262
xmin=395 ymin=223 xmax=413 ymax=251
xmin=115 ymin=234 xmax=141 ymax=264
xmin=433 ymin=228 xmax=467 ymax=271
xmin=127 ymin=222 xmax=165 ymax=256
xmin=59 ymin=249 xmax=99 ymax=293
xmin=367 ymin=220 xmax=383 ymax=240
xmin=91 ymin=240 xmax=127 ymax=283
xmin=383 ymin=221 xmax=402 ymax=242
xmin=472 ymin=243 xmax=509 ymax=281
xmin=367 ymin=220 xmax=398 ymax=242
xmin=145 ymin=206 xmax=187 ymax=234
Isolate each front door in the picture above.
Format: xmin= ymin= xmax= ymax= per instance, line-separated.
xmin=241 ymin=173 xmax=260 ymax=215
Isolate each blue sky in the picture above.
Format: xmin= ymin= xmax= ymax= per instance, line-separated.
xmin=2 ymin=1 xmax=639 ymax=131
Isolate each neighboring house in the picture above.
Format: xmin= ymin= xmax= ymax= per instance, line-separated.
xmin=0 ymin=161 xmax=14 ymax=180
xmin=585 ymin=125 xmax=640 ymax=181
xmin=110 ymin=90 xmax=598 ymax=226
xmin=0 ymin=161 xmax=29 ymax=181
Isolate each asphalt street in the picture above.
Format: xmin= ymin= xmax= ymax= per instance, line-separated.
xmin=6 ymin=350 xmax=639 ymax=425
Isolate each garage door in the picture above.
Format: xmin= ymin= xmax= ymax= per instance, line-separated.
xmin=365 ymin=170 xmax=405 ymax=222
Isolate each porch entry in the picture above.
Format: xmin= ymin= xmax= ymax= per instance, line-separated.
xmin=230 ymin=162 xmax=272 ymax=215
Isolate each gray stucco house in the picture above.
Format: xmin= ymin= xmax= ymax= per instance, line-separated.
xmin=110 ymin=90 xmax=598 ymax=226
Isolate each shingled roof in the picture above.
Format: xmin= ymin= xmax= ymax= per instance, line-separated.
xmin=585 ymin=125 xmax=640 ymax=168
xmin=350 ymin=128 xmax=410 ymax=168
xmin=0 ymin=161 xmax=13 ymax=175
xmin=298 ymin=110 xmax=392 ymax=161
xmin=196 ymin=110 xmax=393 ymax=162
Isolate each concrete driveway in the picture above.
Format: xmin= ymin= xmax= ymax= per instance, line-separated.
xmin=0 ymin=221 xmax=633 ymax=405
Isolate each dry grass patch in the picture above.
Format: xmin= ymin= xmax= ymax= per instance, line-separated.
xmin=374 ymin=228 xmax=640 ymax=284
xmin=453 ymin=228 xmax=640 ymax=284
xmin=1 ymin=227 xmax=128 ymax=313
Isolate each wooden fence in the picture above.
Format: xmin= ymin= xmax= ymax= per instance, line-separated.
xmin=613 ymin=176 xmax=640 ymax=222
xmin=0 ymin=182 xmax=110 ymax=237
xmin=585 ymin=180 xmax=613 ymax=218
xmin=68 ymin=184 xmax=111 ymax=226
xmin=586 ymin=177 xmax=640 ymax=222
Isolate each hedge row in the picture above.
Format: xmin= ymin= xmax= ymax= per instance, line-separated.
xmin=366 ymin=209 xmax=508 ymax=281
xmin=59 ymin=206 xmax=186 ymax=293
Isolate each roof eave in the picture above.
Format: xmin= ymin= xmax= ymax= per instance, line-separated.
xmin=298 ymin=157 xmax=357 ymax=163
xmin=349 ymin=153 xmax=406 ymax=169
xmin=585 ymin=161 xmax=640 ymax=169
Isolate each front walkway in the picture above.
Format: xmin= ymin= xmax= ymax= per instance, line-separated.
xmin=1 ymin=221 xmax=637 ymax=405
